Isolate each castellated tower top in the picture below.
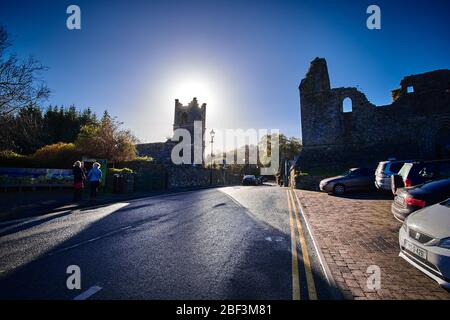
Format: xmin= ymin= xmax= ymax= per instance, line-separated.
xmin=175 ymin=97 xmax=206 ymax=109
xmin=173 ymin=97 xmax=206 ymax=134
xmin=299 ymin=57 xmax=331 ymax=93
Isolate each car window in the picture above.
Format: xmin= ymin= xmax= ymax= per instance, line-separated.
xmin=357 ymin=168 xmax=373 ymax=176
xmin=389 ymin=162 xmax=405 ymax=173
xmin=349 ymin=170 xmax=361 ymax=177
xmin=407 ymin=164 xmax=424 ymax=178
xmin=420 ymin=164 xmax=438 ymax=178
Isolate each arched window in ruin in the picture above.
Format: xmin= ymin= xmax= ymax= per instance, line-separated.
xmin=181 ymin=112 xmax=188 ymax=124
xmin=342 ymin=97 xmax=352 ymax=113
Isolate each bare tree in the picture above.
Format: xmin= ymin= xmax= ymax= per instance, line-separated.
xmin=0 ymin=26 xmax=50 ymax=116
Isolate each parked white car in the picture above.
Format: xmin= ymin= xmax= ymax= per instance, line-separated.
xmin=399 ymin=198 xmax=450 ymax=289
xmin=375 ymin=160 xmax=413 ymax=191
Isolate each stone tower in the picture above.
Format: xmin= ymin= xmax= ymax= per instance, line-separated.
xmin=173 ymin=97 xmax=206 ymax=164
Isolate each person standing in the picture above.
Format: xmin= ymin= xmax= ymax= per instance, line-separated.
xmin=87 ymin=162 xmax=102 ymax=199
xmin=73 ymin=161 xmax=86 ymax=202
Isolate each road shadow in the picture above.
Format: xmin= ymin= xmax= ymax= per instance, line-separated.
xmin=224 ymin=228 xmax=342 ymax=300
xmin=0 ymin=210 xmax=74 ymax=237
xmin=0 ymin=189 xmax=225 ymax=299
xmin=0 ymin=188 xmax=341 ymax=300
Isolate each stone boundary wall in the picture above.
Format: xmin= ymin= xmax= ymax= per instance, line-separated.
xmin=167 ymin=165 xmax=241 ymax=189
xmin=289 ymin=171 xmax=328 ymax=191
xmin=113 ymin=161 xmax=243 ymax=191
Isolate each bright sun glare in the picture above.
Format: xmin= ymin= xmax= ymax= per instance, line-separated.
xmin=170 ymin=75 xmax=216 ymax=107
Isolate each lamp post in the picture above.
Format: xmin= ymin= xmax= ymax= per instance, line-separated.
xmin=209 ymin=129 xmax=215 ymax=185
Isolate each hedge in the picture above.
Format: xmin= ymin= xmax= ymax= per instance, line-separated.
xmin=0 ymin=143 xmax=83 ymax=169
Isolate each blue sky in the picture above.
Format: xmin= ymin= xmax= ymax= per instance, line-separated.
xmin=1 ymin=0 xmax=449 ymax=145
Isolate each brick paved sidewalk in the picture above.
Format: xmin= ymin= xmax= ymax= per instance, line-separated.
xmin=295 ymin=189 xmax=450 ymax=300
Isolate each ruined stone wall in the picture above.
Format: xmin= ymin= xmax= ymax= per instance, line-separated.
xmin=298 ymin=57 xmax=450 ymax=170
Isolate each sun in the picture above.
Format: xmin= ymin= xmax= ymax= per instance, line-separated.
xmin=170 ymin=75 xmax=216 ymax=106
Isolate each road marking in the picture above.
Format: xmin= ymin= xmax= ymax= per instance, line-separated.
xmin=73 ymin=285 xmax=102 ymax=300
xmin=221 ymin=192 xmax=245 ymax=208
xmin=47 ymin=225 xmax=135 ymax=256
xmin=287 ymin=190 xmax=301 ymax=300
xmin=289 ymin=189 xmax=318 ymax=300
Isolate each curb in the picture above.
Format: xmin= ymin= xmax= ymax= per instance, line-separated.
xmin=292 ymin=189 xmax=343 ymax=300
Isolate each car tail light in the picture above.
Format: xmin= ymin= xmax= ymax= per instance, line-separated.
xmin=404 ymin=196 xmax=426 ymax=208
xmin=404 ymin=178 xmax=412 ymax=187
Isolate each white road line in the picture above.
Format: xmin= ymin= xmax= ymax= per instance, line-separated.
xmin=73 ymin=285 xmax=102 ymax=300
xmin=219 ymin=190 xmax=245 ymax=208
xmin=47 ymin=225 xmax=136 ymax=256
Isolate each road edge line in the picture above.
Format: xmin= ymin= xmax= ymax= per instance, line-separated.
xmin=292 ymin=189 xmax=343 ymax=300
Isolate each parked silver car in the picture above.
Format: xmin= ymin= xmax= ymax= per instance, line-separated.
xmin=399 ymin=198 xmax=450 ymax=289
xmin=375 ymin=160 xmax=413 ymax=191
xmin=319 ymin=168 xmax=375 ymax=195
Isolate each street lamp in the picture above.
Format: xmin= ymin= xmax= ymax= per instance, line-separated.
xmin=209 ymin=129 xmax=215 ymax=185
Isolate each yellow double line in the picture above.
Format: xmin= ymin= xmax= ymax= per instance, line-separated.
xmin=287 ymin=189 xmax=318 ymax=300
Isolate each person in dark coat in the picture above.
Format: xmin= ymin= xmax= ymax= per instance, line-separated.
xmin=73 ymin=161 xmax=86 ymax=202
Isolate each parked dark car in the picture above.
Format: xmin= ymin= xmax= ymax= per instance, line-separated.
xmin=242 ymin=175 xmax=258 ymax=186
xmin=375 ymin=159 xmax=414 ymax=191
xmin=319 ymin=168 xmax=375 ymax=195
xmin=391 ymin=178 xmax=450 ymax=221
xmin=391 ymin=159 xmax=450 ymax=194
xmin=258 ymin=176 xmax=268 ymax=184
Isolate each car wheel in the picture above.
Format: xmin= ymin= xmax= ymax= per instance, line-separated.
xmin=333 ymin=184 xmax=345 ymax=195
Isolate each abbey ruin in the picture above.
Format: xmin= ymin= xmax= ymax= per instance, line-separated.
xmin=297 ymin=57 xmax=450 ymax=170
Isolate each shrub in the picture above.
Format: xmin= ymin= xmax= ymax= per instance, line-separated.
xmin=31 ymin=142 xmax=83 ymax=168
xmin=0 ymin=150 xmax=33 ymax=167
xmin=0 ymin=143 xmax=84 ymax=168
xmin=135 ymin=156 xmax=153 ymax=162
xmin=109 ymin=167 xmax=134 ymax=174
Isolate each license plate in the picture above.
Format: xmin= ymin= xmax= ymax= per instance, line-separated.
xmin=405 ymin=240 xmax=427 ymax=260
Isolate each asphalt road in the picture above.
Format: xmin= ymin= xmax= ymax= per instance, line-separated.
xmin=0 ymin=184 xmax=337 ymax=300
